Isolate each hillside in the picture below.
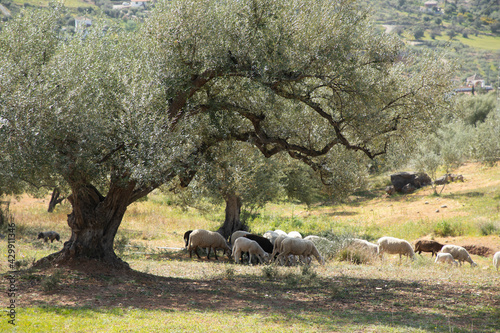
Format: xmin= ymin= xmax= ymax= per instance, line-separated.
xmin=1 ymin=0 xmax=499 ymax=84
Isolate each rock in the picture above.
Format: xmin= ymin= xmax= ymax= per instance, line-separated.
xmin=434 ymin=175 xmax=450 ymax=185
xmin=449 ymin=174 xmax=464 ymax=182
xmin=390 ymin=172 xmax=432 ymax=193
xmin=402 ymin=183 xmax=416 ymax=194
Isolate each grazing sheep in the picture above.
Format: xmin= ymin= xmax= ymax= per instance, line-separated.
xmin=441 ymin=245 xmax=477 ymax=267
xmin=230 ymin=230 xmax=250 ymax=246
xmin=263 ymin=231 xmax=279 ymax=245
xmin=349 ymin=238 xmax=379 ymax=255
xmin=271 ymin=234 xmax=289 ymax=261
xmin=377 ymin=236 xmax=415 ymax=260
xmin=37 ymin=231 xmax=60 ymax=243
xmin=414 ymin=239 xmax=444 ymax=257
xmin=243 ymin=234 xmax=273 ymax=254
xmin=287 ymin=231 xmax=303 ymax=239
xmin=435 ymin=253 xmax=458 ymax=266
xmin=183 ymin=230 xmax=193 ymax=248
xmin=233 ymin=237 xmax=269 ymax=265
xmin=277 ymin=238 xmax=325 ymax=265
xmin=187 ymin=229 xmax=231 ymax=260
xmin=274 ymin=229 xmax=288 ymax=236
xmin=493 ymin=252 xmax=500 ymax=271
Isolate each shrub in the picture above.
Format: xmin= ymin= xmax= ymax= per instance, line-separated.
xmin=114 ymin=234 xmax=130 ymax=256
xmin=433 ymin=220 xmax=464 ymax=237
xmin=336 ymin=248 xmax=374 ymax=265
xmin=478 ymin=221 xmax=499 ymax=236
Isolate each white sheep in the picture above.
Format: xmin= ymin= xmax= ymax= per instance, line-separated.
xmin=349 ymin=238 xmax=379 ymax=255
xmin=274 ymin=229 xmax=288 ymax=236
xmin=187 ymin=229 xmax=231 ymax=260
xmin=441 ymin=245 xmax=477 ymax=267
xmin=377 ymin=236 xmax=415 ymax=260
xmin=230 ymin=230 xmax=250 ymax=247
xmin=493 ymin=251 xmax=500 ymax=271
xmin=277 ymin=238 xmax=324 ymax=265
xmin=263 ymin=231 xmax=279 ymax=245
xmin=435 ymin=252 xmax=458 ymax=266
xmin=232 ymin=237 xmax=269 ymax=265
xmin=271 ymin=234 xmax=289 ymax=262
xmin=287 ymin=231 xmax=303 ymax=239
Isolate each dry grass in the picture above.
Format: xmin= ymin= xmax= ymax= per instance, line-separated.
xmin=1 ymin=162 xmax=500 ymax=332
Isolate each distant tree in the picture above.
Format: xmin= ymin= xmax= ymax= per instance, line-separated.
xmin=414 ymin=27 xmax=425 ymax=39
xmin=447 ymin=29 xmax=457 ymax=39
xmin=457 ymin=93 xmax=497 ymax=126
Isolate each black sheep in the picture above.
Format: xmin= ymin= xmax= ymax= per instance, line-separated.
xmin=183 ymin=230 xmax=193 ymax=248
xmin=243 ymin=234 xmax=273 ymax=254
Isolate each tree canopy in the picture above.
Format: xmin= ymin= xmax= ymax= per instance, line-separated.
xmin=0 ymin=0 xmax=455 ymax=266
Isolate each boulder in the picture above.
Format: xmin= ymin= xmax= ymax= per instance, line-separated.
xmin=390 ymin=172 xmax=432 ymax=193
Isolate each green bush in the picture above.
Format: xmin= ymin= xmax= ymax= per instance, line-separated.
xmin=336 ymin=248 xmax=375 ymax=265
xmin=478 ymin=221 xmax=499 ymax=236
xmin=433 ymin=220 xmax=464 ymax=237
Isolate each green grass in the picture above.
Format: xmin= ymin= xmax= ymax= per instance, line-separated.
xmin=421 ymin=33 xmax=500 ymax=51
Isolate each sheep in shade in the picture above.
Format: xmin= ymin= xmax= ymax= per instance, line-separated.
xmin=271 ymin=234 xmax=289 ymax=262
xmin=263 ymin=231 xmax=279 ymax=245
xmin=441 ymin=245 xmax=477 ymax=267
xmin=230 ymin=230 xmax=250 ymax=247
xmin=277 ymin=238 xmax=324 ymax=265
xmin=377 ymin=236 xmax=415 ymax=260
xmin=287 ymin=231 xmax=303 ymax=239
xmin=37 ymin=231 xmax=60 ymax=243
xmin=187 ymin=229 xmax=231 ymax=260
xmin=233 ymin=237 xmax=269 ymax=265
xmin=243 ymin=234 xmax=273 ymax=254
xmin=183 ymin=230 xmax=193 ymax=248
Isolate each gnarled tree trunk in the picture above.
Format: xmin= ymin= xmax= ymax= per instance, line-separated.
xmin=216 ymin=193 xmax=247 ymax=239
xmin=37 ymin=180 xmax=138 ymax=269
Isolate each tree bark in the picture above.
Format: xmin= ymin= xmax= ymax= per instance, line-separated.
xmin=47 ymin=188 xmax=65 ymax=213
xmin=36 ymin=180 xmax=138 ymax=269
xmin=216 ymin=193 xmax=247 ymax=239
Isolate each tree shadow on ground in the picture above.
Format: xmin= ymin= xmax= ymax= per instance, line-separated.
xmin=8 ymin=260 xmax=500 ymax=332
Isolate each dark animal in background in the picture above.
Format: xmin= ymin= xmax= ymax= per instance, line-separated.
xmin=183 ymin=230 xmax=193 ymax=248
xmin=414 ymin=239 xmax=444 ymax=257
xmin=38 ymin=231 xmax=60 ymax=243
xmin=243 ymin=234 xmax=273 ymax=254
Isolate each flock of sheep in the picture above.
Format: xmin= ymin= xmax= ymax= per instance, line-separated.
xmin=183 ymin=229 xmax=500 ymax=270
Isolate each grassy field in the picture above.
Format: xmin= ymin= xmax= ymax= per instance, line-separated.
xmin=1 ymin=162 xmax=500 ymax=332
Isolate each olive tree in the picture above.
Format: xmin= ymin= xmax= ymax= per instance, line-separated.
xmin=184 ymin=142 xmax=283 ymax=238
xmin=1 ymin=0 xmax=454 ymax=268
